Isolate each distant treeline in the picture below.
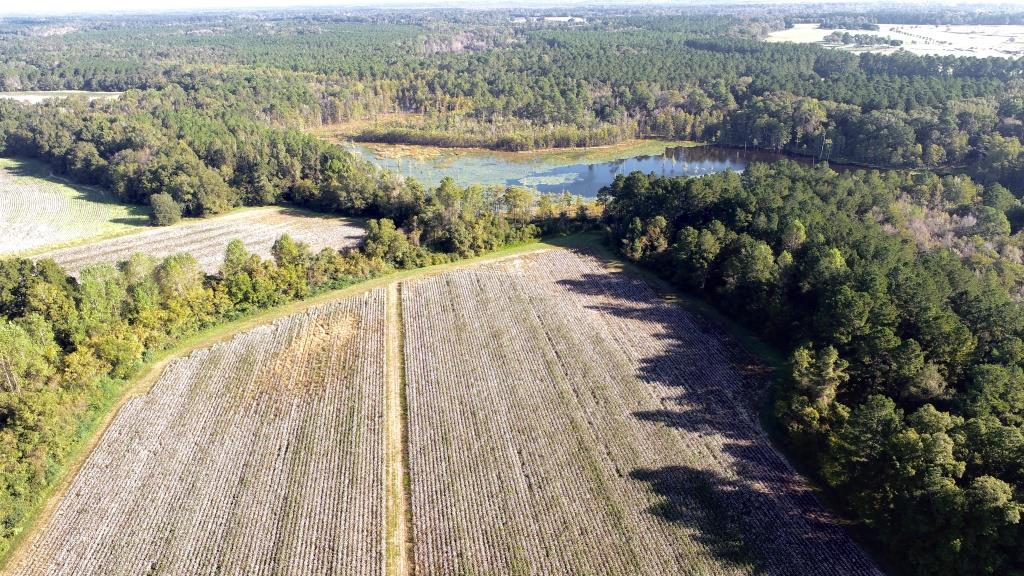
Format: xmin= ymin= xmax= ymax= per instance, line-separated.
xmin=2 ymin=13 xmax=1023 ymax=194
xmin=823 ymin=31 xmax=902 ymax=47
xmin=818 ymin=17 xmax=880 ymax=31
xmin=787 ymin=10 xmax=1024 ymax=27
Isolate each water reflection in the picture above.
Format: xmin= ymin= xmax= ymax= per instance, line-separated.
xmin=349 ymin=143 xmax=830 ymax=197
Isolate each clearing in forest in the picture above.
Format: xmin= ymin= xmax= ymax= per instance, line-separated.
xmin=36 ymin=206 xmax=365 ymax=275
xmin=11 ymin=291 xmax=388 ymax=576
xmin=767 ymin=23 xmax=1024 ymax=58
xmin=0 ymin=157 xmax=149 ymax=256
xmin=401 ymin=249 xmax=883 ymax=575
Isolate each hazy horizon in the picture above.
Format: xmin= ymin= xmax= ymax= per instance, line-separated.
xmin=1 ymin=0 xmax=1017 ymax=18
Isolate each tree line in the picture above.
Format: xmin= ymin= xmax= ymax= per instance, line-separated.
xmin=3 ymin=11 xmax=1023 ymax=194
xmin=601 ymin=162 xmax=1024 ymax=576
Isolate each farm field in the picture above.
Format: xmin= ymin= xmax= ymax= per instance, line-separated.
xmin=10 ymin=291 xmax=388 ymax=576
xmin=402 ymin=249 xmax=882 ymax=575
xmin=0 ymin=157 xmax=149 ymax=255
xmin=4 ymin=244 xmax=884 ymax=576
xmin=36 ymin=206 xmax=365 ymax=275
xmin=766 ymin=23 xmax=1024 ymax=58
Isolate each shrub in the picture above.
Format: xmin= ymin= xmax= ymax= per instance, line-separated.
xmin=149 ymin=193 xmax=182 ymax=226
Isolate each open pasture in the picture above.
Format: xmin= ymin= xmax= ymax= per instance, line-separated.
xmin=767 ymin=23 xmax=1024 ymax=58
xmin=401 ymin=249 xmax=882 ymax=575
xmin=11 ymin=291 xmax=388 ymax=576
xmin=0 ymin=157 xmax=148 ymax=256
xmin=37 ymin=206 xmax=365 ymax=275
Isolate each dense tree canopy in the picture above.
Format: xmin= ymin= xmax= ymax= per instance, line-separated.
xmin=601 ymin=162 xmax=1024 ymax=576
xmin=2 ymin=9 xmax=1023 ymax=191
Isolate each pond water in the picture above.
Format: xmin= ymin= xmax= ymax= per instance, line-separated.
xmin=346 ymin=142 xmax=824 ymax=197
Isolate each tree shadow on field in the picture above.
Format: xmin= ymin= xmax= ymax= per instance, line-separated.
xmin=110 ymin=214 xmax=150 ymax=225
xmin=629 ymin=465 xmax=759 ymax=570
xmin=6 ymin=157 xmax=151 ymax=223
xmin=553 ymin=247 xmax=881 ymax=576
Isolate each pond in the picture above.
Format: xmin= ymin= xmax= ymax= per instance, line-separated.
xmin=346 ymin=141 xmax=825 ymax=197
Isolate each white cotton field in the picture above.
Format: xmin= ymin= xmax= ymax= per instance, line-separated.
xmin=0 ymin=158 xmax=149 ymax=256
xmin=12 ymin=249 xmax=882 ymax=576
xmin=13 ymin=292 xmax=388 ymax=576
xmin=402 ymin=250 xmax=883 ymax=575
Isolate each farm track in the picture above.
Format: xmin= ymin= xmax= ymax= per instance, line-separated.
xmin=385 ymin=283 xmax=412 ymax=576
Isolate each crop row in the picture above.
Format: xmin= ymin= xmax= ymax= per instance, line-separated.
xmin=401 ymin=249 xmax=883 ymax=575
xmin=13 ymin=248 xmax=882 ymax=575
xmin=14 ymin=290 xmax=387 ymax=576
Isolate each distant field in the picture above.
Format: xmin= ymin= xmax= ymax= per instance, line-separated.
xmin=12 ymin=293 xmax=387 ymax=576
xmin=0 ymin=91 xmax=121 ymax=104
xmin=0 ymin=157 xmax=149 ymax=256
xmin=401 ymin=249 xmax=881 ymax=575
xmin=767 ymin=23 xmax=1024 ymax=58
xmin=36 ymin=207 xmax=365 ymax=275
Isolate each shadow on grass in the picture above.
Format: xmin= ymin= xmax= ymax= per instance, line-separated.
xmin=5 ymin=157 xmax=151 ymax=223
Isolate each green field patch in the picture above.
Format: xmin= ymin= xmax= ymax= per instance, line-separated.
xmin=0 ymin=157 xmax=150 ymax=256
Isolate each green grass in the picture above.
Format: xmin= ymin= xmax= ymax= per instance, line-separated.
xmin=0 ymin=157 xmax=150 ymax=256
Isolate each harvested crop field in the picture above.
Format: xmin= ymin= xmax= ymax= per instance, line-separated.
xmin=7 ymin=247 xmax=884 ymax=576
xmin=0 ymin=157 xmax=148 ymax=255
xmin=767 ymin=23 xmax=1024 ymax=58
xmin=36 ymin=206 xmax=365 ymax=275
xmin=401 ymin=249 xmax=882 ymax=575
xmin=11 ymin=291 xmax=387 ymax=576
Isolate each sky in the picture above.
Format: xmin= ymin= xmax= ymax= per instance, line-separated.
xmin=0 ymin=0 xmax=1006 ymax=17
